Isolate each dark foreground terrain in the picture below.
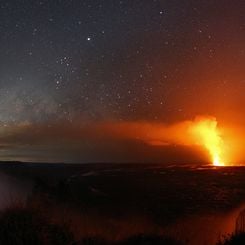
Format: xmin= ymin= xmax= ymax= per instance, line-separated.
xmin=0 ymin=162 xmax=245 ymax=245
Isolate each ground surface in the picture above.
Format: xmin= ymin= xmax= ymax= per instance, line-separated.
xmin=1 ymin=163 xmax=245 ymax=244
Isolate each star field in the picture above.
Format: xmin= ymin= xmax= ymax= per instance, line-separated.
xmin=0 ymin=0 xmax=244 ymax=162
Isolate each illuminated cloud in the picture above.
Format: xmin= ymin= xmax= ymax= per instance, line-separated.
xmin=0 ymin=115 xmax=240 ymax=164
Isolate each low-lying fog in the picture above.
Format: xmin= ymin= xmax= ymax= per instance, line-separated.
xmin=0 ymin=171 xmax=33 ymax=209
xmin=165 ymin=203 xmax=245 ymax=245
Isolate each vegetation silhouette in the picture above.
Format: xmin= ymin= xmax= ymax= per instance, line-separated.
xmin=217 ymin=209 xmax=245 ymax=244
xmin=217 ymin=233 xmax=245 ymax=245
xmin=0 ymin=207 xmax=74 ymax=245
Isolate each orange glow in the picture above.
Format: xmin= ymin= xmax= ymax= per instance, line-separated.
xmin=189 ymin=117 xmax=225 ymax=166
xmin=90 ymin=116 xmax=232 ymax=165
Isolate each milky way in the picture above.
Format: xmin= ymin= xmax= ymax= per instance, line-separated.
xmin=0 ymin=0 xmax=244 ymax=162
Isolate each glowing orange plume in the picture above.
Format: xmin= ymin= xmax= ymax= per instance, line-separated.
xmin=188 ymin=117 xmax=225 ymax=166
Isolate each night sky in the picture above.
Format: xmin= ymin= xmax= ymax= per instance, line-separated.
xmin=0 ymin=0 xmax=244 ymax=163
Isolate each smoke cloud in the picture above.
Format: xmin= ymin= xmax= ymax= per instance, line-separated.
xmin=0 ymin=115 xmax=237 ymax=164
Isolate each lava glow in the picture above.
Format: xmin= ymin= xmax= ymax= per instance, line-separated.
xmin=88 ymin=116 xmax=230 ymax=166
xmin=189 ymin=117 xmax=225 ymax=166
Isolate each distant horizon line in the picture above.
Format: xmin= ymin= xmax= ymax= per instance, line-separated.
xmin=0 ymin=161 xmax=244 ymax=167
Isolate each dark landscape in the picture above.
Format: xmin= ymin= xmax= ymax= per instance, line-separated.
xmin=1 ymin=162 xmax=245 ymax=244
